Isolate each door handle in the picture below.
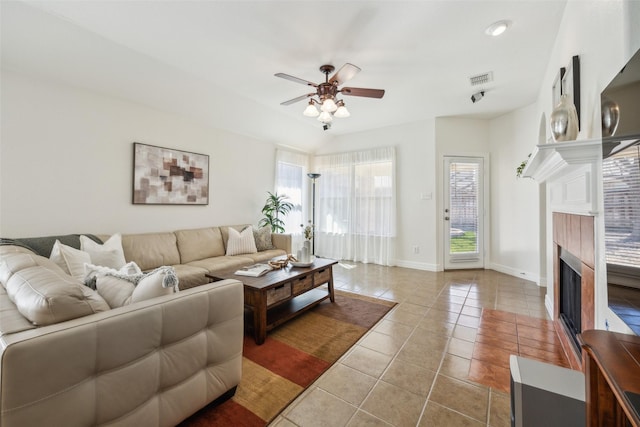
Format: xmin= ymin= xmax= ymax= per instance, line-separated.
xmin=445 ymin=216 xmax=450 ymax=221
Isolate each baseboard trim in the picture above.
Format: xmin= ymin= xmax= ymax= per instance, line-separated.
xmin=395 ymin=260 xmax=441 ymax=271
xmin=545 ymin=293 xmax=554 ymax=319
xmin=486 ymin=262 xmax=541 ymax=285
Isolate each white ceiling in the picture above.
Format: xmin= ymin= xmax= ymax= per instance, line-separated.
xmin=1 ymin=0 xmax=567 ymax=151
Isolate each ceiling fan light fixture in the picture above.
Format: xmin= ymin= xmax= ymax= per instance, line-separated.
xmin=303 ymin=101 xmax=319 ymax=117
xmin=334 ymin=101 xmax=350 ymax=118
xmin=317 ymin=111 xmax=333 ymax=123
xmin=321 ymin=98 xmax=338 ymax=113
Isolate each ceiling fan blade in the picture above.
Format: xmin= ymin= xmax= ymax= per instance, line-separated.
xmin=329 ymin=63 xmax=361 ymax=85
xmin=281 ymin=93 xmax=316 ymax=106
xmin=340 ymin=87 xmax=385 ymax=98
xmin=275 ymin=73 xmax=318 ymax=87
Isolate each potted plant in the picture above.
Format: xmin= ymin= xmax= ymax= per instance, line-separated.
xmin=259 ymin=192 xmax=294 ymax=233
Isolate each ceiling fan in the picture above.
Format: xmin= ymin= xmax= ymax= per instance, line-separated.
xmin=275 ymin=63 xmax=385 ymax=128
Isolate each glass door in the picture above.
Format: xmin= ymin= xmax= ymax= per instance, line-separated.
xmin=444 ymin=156 xmax=484 ymax=269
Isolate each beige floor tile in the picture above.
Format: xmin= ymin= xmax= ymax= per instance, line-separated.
xmin=381 ymin=358 xmax=436 ymax=397
xmin=285 ymin=388 xmax=357 ymax=427
xmin=396 ymin=339 xmax=445 ymax=371
xmin=429 ymin=375 xmax=489 ymax=423
xmin=439 ymin=353 xmax=471 ymax=380
xmin=489 ymin=389 xmax=511 ymax=427
xmin=453 ymin=324 xmax=478 ymax=342
xmin=419 ymin=402 xmax=485 ymax=427
xmin=359 ymin=331 xmax=407 ymax=356
xmin=269 ymin=416 xmax=298 ymax=427
xmin=384 ymin=308 xmax=424 ymax=326
xmin=342 ymin=346 xmax=393 ymax=378
xmin=447 ymin=337 xmax=475 ymax=358
xmin=361 ymin=380 xmax=426 ymax=427
xmin=316 ymin=364 xmax=377 ymax=406
xmin=373 ymin=319 xmax=415 ymax=341
xmin=346 ymin=410 xmax=393 ymax=427
xmin=416 ymin=318 xmax=455 ymax=336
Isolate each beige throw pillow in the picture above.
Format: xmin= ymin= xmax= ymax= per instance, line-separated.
xmin=226 ymin=226 xmax=258 ymax=256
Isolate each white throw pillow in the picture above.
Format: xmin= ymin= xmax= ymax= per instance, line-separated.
xmin=95 ymin=268 xmax=176 ymax=308
xmin=49 ymin=240 xmax=91 ymax=281
xmin=80 ymin=234 xmax=127 ymax=269
xmin=84 ymin=261 xmax=142 ymax=282
xmin=226 ymin=226 xmax=258 ymax=256
xmin=95 ymin=275 xmax=136 ymax=308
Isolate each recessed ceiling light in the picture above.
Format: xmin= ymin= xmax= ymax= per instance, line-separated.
xmin=485 ymin=20 xmax=511 ymax=37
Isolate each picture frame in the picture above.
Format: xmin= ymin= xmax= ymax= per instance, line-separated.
xmin=132 ymin=142 xmax=209 ymax=205
xmin=561 ymin=55 xmax=581 ymax=130
xmin=552 ymin=66 xmax=566 ymax=109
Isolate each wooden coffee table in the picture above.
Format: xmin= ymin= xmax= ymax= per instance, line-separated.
xmin=206 ymin=258 xmax=338 ymax=344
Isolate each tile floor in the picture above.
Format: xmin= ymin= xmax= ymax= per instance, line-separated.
xmin=270 ymin=263 xmax=569 ymax=427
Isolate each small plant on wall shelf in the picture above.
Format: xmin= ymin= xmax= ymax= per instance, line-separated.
xmin=259 ymin=192 xmax=294 ymax=233
xmin=516 ymin=153 xmax=531 ymax=178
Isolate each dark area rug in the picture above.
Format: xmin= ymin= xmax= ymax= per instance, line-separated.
xmin=180 ymin=291 xmax=396 ymax=426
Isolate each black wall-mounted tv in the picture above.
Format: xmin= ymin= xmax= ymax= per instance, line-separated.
xmin=601 ymin=47 xmax=640 ymax=335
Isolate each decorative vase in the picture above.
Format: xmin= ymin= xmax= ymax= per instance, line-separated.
xmin=303 ymin=240 xmax=311 ymax=250
xmin=550 ymin=94 xmax=579 ymax=142
xmin=601 ymin=97 xmax=620 ymax=137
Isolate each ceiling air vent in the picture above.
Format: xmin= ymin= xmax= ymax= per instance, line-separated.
xmin=469 ymin=72 xmax=493 ymax=86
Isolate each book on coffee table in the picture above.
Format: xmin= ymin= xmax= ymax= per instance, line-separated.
xmin=235 ymin=263 xmax=273 ymax=277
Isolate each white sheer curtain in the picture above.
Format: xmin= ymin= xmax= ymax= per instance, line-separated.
xmin=314 ymin=147 xmax=396 ymax=266
xmin=274 ymin=149 xmax=309 ymax=251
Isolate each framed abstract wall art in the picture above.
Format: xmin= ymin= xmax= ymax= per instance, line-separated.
xmin=132 ymin=142 xmax=209 ymax=205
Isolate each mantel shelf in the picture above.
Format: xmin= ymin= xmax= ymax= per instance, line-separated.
xmin=522 ymin=138 xmax=601 ymax=182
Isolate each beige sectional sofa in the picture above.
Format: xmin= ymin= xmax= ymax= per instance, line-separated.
xmin=0 ymin=225 xmax=291 ymax=426
xmin=115 ymin=224 xmax=291 ymax=289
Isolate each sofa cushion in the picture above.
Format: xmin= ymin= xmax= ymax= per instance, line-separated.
xmin=253 ymin=226 xmax=276 ymax=251
xmin=187 ymin=255 xmax=253 ymax=274
xmin=80 ymin=233 xmax=127 ymax=269
xmin=2 ymin=254 xmax=110 ymax=326
xmin=170 ymin=264 xmax=209 ymax=291
xmin=241 ymin=249 xmax=287 ymax=264
xmin=121 ymin=232 xmax=180 ymax=271
xmin=225 ymin=226 xmax=257 ymax=256
xmin=175 ymin=227 xmax=225 ymax=264
xmin=49 ymin=240 xmax=92 ymax=281
xmin=0 ymin=250 xmax=66 ymax=285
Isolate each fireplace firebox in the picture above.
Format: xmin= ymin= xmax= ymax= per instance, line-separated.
xmin=559 ymin=248 xmax=582 ymax=355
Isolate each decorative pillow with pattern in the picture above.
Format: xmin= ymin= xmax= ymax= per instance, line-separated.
xmin=226 ymin=226 xmax=258 ymax=256
xmin=253 ymin=226 xmax=275 ymax=251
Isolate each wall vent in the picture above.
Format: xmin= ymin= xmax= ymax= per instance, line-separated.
xmin=469 ymin=72 xmax=493 ymax=86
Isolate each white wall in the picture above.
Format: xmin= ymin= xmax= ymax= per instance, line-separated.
xmin=315 ymin=120 xmax=438 ymax=270
xmin=488 ymin=104 xmax=543 ymax=283
xmin=532 ymin=0 xmax=640 ymax=331
xmin=0 ymin=71 xmax=279 ymax=236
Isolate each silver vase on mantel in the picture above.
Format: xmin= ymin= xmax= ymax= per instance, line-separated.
xmin=550 ymin=94 xmax=579 ymax=142
xmin=601 ymin=97 xmax=620 ymax=137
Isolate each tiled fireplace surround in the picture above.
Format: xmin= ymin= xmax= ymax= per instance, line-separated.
xmin=552 ymin=212 xmax=594 ymax=369
xmin=523 ymin=138 xmax=604 ymax=370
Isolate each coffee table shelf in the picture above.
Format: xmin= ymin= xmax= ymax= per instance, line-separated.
xmin=266 ymin=287 xmax=329 ymax=331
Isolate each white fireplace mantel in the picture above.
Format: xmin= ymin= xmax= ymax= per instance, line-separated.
xmin=522 ymin=138 xmax=602 ymax=215
xmin=521 ymin=138 xmax=601 ymax=183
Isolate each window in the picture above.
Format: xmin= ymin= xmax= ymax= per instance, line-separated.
xmin=314 ymin=147 xmax=396 ymax=265
xmin=603 ymin=142 xmax=640 ymax=270
xmin=274 ymin=150 xmax=309 ymax=242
